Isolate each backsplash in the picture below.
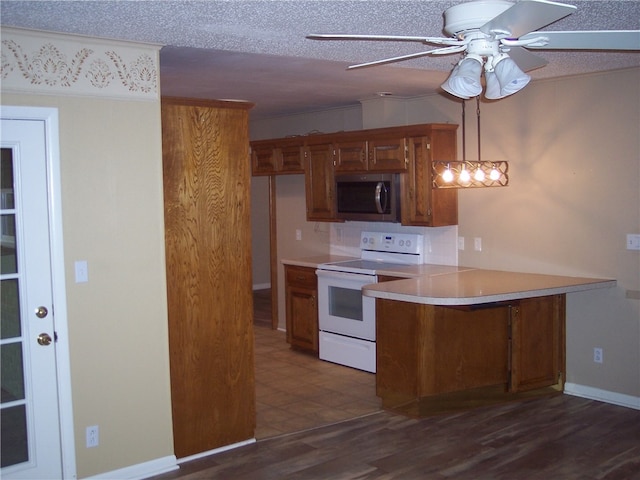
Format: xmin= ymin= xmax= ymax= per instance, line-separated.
xmin=329 ymin=222 xmax=458 ymax=266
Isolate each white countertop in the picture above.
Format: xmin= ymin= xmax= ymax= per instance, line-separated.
xmin=362 ymin=268 xmax=616 ymax=306
xmin=281 ymin=256 xmax=616 ymax=306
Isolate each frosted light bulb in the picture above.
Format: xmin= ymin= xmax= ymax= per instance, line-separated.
xmin=490 ymin=167 xmax=500 ymax=181
xmin=459 ymin=168 xmax=470 ymax=183
xmin=442 ymin=168 xmax=454 ymax=183
xmin=474 ymin=168 xmax=485 ymax=182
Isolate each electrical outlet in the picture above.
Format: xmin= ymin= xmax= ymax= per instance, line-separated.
xmin=86 ymin=425 xmax=99 ymax=448
xmin=593 ymin=347 xmax=603 ymax=364
xmin=474 ymin=237 xmax=482 ymax=252
xmin=457 ymin=236 xmax=465 ymax=250
xmin=295 ymin=229 xmax=302 ymax=241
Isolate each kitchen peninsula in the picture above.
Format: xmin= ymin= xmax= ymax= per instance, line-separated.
xmin=363 ymin=269 xmax=615 ymax=417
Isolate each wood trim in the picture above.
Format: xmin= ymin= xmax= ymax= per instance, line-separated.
xmin=269 ymin=175 xmax=279 ymax=329
xmin=161 ymin=96 xmax=254 ymax=110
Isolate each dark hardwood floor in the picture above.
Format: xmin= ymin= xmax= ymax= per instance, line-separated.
xmin=148 ymin=289 xmax=640 ymax=479
xmin=150 ymin=394 xmax=639 ymax=479
xmin=253 ymin=288 xmax=272 ymax=328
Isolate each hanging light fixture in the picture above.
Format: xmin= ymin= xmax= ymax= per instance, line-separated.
xmin=484 ymin=53 xmax=531 ymax=100
xmin=433 ymin=98 xmax=509 ymax=188
xmin=441 ymin=54 xmax=484 ymax=99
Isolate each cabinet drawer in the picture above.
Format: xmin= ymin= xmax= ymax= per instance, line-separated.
xmin=286 ymin=266 xmax=317 ymax=288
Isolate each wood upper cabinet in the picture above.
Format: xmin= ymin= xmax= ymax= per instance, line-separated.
xmin=252 ymin=123 xmax=458 ymax=224
xmin=334 ymin=136 xmax=407 ymax=173
xmin=162 ymin=97 xmax=255 ymax=459
xmin=402 ymin=127 xmax=458 ymax=227
xmin=304 ymin=143 xmax=337 ymax=221
xmin=251 ymin=138 xmax=304 ymax=175
xmin=285 ymin=265 xmax=318 ymax=354
xmin=367 ymin=136 xmax=408 ymax=172
xmin=334 ymin=140 xmax=368 ymax=172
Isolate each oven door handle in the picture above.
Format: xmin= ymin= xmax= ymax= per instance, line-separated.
xmin=374 ymin=181 xmax=388 ymax=214
xmin=315 ymin=269 xmax=377 ymax=282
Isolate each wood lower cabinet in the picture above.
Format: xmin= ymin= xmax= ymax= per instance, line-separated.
xmin=376 ymin=295 xmax=565 ymax=416
xmin=162 ymin=97 xmax=255 ymax=458
xmin=284 ymin=265 xmax=318 ymax=354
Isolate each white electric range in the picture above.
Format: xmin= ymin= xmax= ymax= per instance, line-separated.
xmin=315 ymin=231 xmax=424 ymax=373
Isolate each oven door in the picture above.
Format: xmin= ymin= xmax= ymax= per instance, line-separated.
xmin=316 ymin=269 xmax=377 ymax=341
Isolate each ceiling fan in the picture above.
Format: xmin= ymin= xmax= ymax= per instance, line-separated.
xmin=307 ymin=0 xmax=640 ymax=100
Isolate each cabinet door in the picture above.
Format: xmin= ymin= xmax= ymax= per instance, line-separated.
xmin=368 ymin=137 xmax=407 ymax=172
xmin=304 ymin=143 xmax=337 ymax=221
xmin=510 ymin=295 xmax=565 ymax=392
xmin=279 ymin=144 xmax=304 ymax=173
xmin=285 ymin=266 xmax=318 ymax=353
xmin=251 ymin=143 xmax=278 ymax=175
xmin=402 ymin=135 xmax=458 ymax=226
xmin=334 ymin=140 xmax=367 ymax=172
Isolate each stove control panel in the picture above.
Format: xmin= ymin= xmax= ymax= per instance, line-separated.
xmin=360 ymin=231 xmax=423 ymax=255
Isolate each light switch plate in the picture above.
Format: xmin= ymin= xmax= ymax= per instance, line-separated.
xmin=75 ymin=260 xmax=88 ymax=283
xmin=626 ymin=234 xmax=640 ymax=250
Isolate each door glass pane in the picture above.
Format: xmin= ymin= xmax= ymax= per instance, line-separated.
xmin=328 ymin=286 xmax=363 ymax=321
xmin=1 ymin=405 xmax=29 ymax=468
xmin=1 ymin=149 xmax=17 ymax=275
xmin=1 ymin=279 xmax=21 ymax=339
xmin=0 ymin=214 xmax=17 ymax=275
xmin=1 ymin=342 xmax=25 ymax=402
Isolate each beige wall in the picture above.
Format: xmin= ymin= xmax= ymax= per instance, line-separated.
xmin=251 ymin=176 xmax=271 ymax=288
xmin=1 ymin=93 xmax=174 ymax=477
xmin=250 ymin=67 xmax=640 ymax=399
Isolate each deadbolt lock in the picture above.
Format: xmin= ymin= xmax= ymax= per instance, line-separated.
xmin=35 ymin=306 xmax=48 ymax=318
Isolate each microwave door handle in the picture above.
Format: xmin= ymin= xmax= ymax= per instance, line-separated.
xmin=375 ymin=182 xmax=388 ymax=214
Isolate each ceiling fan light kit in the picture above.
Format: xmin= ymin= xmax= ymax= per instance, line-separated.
xmin=307 ymin=0 xmax=640 ymax=100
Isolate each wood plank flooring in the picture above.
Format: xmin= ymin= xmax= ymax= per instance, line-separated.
xmin=150 ymin=394 xmax=640 ymax=479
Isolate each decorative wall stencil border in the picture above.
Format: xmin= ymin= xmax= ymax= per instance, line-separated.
xmin=1 ymin=27 xmax=160 ymax=100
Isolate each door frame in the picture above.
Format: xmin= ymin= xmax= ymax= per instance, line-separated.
xmin=0 ymin=106 xmax=76 ymax=479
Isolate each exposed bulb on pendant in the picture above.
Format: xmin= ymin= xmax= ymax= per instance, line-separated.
xmin=459 ymin=167 xmax=471 ymax=183
xmin=442 ymin=167 xmax=454 ymax=183
xmin=474 ymin=168 xmax=485 ymax=182
xmin=490 ymin=166 xmax=501 ymax=181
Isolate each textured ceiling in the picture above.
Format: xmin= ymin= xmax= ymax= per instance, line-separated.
xmin=2 ymin=0 xmax=639 ymax=119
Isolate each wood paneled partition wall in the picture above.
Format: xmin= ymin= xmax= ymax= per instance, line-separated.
xmin=161 ymin=97 xmax=255 ymax=458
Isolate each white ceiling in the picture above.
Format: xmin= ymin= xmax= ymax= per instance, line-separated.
xmin=2 ymin=0 xmax=639 ymax=119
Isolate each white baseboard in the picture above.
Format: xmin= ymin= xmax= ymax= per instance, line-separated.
xmin=86 ymin=454 xmax=178 ymax=479
xmin=253 ymin=283 xmax=271 ymax=290
xmin=564 ymin=383 xmax=640 ymax=410
xmin=177 ymin=438 xmax=256 ymax=464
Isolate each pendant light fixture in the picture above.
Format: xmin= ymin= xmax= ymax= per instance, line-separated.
xmin=432 ymin=98 xmax=509 ymax=188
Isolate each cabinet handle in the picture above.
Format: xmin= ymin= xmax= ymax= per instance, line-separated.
xmin=311 ymin=295 xmax=315 ymax=307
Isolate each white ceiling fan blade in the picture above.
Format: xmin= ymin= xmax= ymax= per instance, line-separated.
xmin=347 ymin=46 xmax=466 ymax=70
xmin=505 ymin=46 xmax=549 ymax=71
xmin=520 ymin=30 xmax=640 ymax=50
xmin=481 ymin=0 xmax=576 ymax=38
xmin=307 ymin=33 xmax=464 ymax=47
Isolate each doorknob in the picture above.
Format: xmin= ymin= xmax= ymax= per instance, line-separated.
xmin=37 ymin=333 xmax=53 ymax=346
xmin=35 ymin=306 xmax=48 ymax=318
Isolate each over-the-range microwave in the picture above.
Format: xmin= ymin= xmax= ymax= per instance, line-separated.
xmin=335 ymin=173 xmax=401 ymax=223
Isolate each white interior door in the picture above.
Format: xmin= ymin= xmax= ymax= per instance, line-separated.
xmin=1 ymin=117 xmax=63 ymax=479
